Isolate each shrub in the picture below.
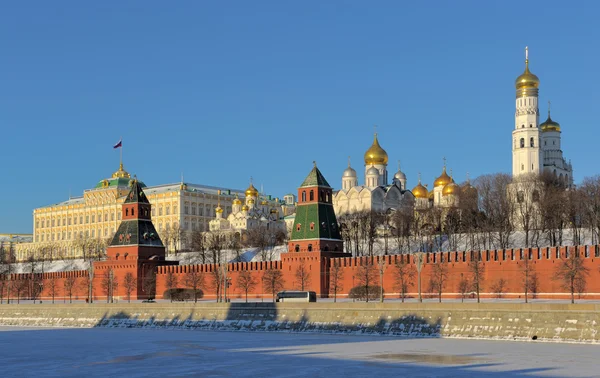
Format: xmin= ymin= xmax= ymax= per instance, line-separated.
xmin=163 ymin=288 xmax=203 ymax=301
xmin=348 ymin=285 xmax=383 ymax=301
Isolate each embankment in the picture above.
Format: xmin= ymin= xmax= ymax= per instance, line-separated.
xmin=0 ymin=302 xmax=598 ymax=343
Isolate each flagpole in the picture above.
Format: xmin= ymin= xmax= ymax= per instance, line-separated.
xmin=120 ymin=136 xmax=123 ymax=166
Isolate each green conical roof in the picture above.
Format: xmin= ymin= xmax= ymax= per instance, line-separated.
xmin=124 ymin=179 xmax=150 ymax=204
xmin=300 ymin=165 xmax=331 ymax=188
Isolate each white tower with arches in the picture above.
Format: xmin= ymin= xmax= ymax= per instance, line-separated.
xmin=512 ymin=47 xmax=542 ymax=178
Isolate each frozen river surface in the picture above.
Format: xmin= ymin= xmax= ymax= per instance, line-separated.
xmin=0 ymin=327 xmax=597 ymax=377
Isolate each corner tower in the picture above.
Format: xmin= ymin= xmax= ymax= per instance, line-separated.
xmin=289 ymin=162 xmax=343 ymax=253
xmin=512 ymin=47 xmax=542 ymax=177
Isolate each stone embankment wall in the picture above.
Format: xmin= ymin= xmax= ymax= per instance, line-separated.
xmin=0 ymin=303 xmax=598 ymax=343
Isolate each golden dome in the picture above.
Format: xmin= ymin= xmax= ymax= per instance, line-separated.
xmin=260 ymin=199 xmax=268 ymax=205
xmin=443 ymin=182 xmax=460 ymax=196
xmin=112 ymin=163 xmax=131 ymax=179
xmin=215 ymin=206 xmax=223 ymax=214
xmin=242 ymin=205 xmax=249 ymax=211
xmin=233 ymin=196 xmax=242 ymax=205
xmin=364 ymin=133 xmax=388 ymax=165
xmin=248 ymin=199 xmax=255 ymax=205
xmin=540 ymin=110 xmax=560 ymax=132
xmin=245 ymin=183 xmax=259 ymax=197
xmin=515 ymin=47 xmax=539 ymax=96
xmin=434 ymin=167 xmax=453 ymax=188
xmin=412 ymin=182 xmax=428 ymax=199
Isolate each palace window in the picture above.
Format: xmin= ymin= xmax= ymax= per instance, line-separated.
xmin=184 ymin=205 xmax=189 ymax=215
xmin=520 ymin=138 xmax=525 ymax=148
xmin=173 ymin=205 xmax=177 ymax=214
xmin=86 ymin=216 xmax=89 ymax=224
xmin=52 ymin=219 xmax=55 ymax=227
xmin=68 ymin=232 xmax=71 ymax=240
xmin=92 ymin=214 xmax=95 ymax=223
xmin=62 ymin=218 xmax=66 ymax=226
xmin=36 ymin=221 xmax=39 ymax=228
xmin=80 ymin=216 xmax=83 ymax=224
xmin=166 ymin=206 xmax=170 ymax=215
xmin=111 ymin=213 xmax=115 ymax=221
xmin=191 ymin=206 xmax=196 ymax=215
xmin=159 ymin=207 xmax=163 ymax=216
xmin=118 ymin=212 xmax=121 ymax=220
xmin=91 ymin=230 xmax=95 ymax=238
xmin=104 ymin=213 xmax=108 ymax=222
xmin=151 ymin=208 xmax=155 ymax=217
xmin=68 ymin=218 xmax=71 ymax=225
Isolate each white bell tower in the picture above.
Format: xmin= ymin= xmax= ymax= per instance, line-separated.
xmin=512 ymin=47 xmax=542 ymax=177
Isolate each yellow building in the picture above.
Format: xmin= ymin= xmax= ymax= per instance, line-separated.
xmin=16 ymin=163 xmax=251 ymax=261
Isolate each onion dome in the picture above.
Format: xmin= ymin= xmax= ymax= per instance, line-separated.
xmin=343 ymin=158 xmax=357 ymax=178
xmin=540 ymin=109 xmax=560 ymax=132
xmin=443 ymin=182 xmax=460 ymax=196
xmin=394 ymin=170 xmax=406 ymax=181
xmin=215 ymin=206 xmax=223 ymax=214
xmin=515 ymin=47 xmax=540 ymax=97
xmin=242 ymin=205 xmax=249 ymax=211
xmin=245 ymin=182 xmax=259 ymax=197
xmin=434 ymin=167 xmax=453 ymax=188
xmin=364 ymin=133 xmax=388 ymax=165
xmin=260 ymin=199 xmax=268 ymax=205
xmin=412 ymin=175 xmax=428 ymax=199
xmin=248 ymin=199 xmax=255 ymax=205
xmin=233 ymin=196 xmax=242 ymax=205
xmin=112 ymin=162 xmax=131 ymax=179
xmin=270 ymin=209 xmax=278 ymax=214
xmin=366 ymin=165 xmax=380 ymax=175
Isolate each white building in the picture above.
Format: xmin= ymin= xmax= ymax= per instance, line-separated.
xmin=512 ymin=47 xmax=573 ymax=186
xmin=333 ymin=133 xmax=413 ymax=215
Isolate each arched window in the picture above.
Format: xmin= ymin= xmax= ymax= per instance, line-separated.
xmin=529 ymin=124 xmax=533 ymax=128
xmin=309 ymin=190 xmax=314 ymax=201
xmin=521 ymin=124 xmax=525 ymax=129
xmin=307 ymin=244 xmax=313 ymax=252
xmin=301 ymin=191 xmax=306 ymax=202
xmin=125 ymin=208 xmax=129 ymax=216
xmin=131 ymin=208 xmax=135 ymax=216
xmin=520 ymin=138 xmax=525 ymax=148
xmin=295 ymin=244 xmax=300 ymax=252
xmin=530 ymin=137 xmax=534 ymax=147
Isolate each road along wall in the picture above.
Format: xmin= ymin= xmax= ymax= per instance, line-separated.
xmin=0 ymin=303 xmax=598 ymax=343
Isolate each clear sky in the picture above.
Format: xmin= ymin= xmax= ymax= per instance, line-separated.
xmin=1 ymin=1 xmax=599 ymax=233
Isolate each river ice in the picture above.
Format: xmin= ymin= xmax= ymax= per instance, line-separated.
xmin=0 ymin=327 xmax=597 ymax=377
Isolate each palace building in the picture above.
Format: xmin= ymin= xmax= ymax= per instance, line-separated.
xmin=15 ymin=162 xmax=286 ymax=261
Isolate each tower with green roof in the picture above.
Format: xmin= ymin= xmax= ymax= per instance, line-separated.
xmin=288 ymin=162 xmax=343 ymax=253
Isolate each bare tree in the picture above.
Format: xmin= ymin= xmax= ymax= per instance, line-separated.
xmin=469 ymin=252 xmax=484 ymax=303
xmin=554 ymin=251 xmax=590 ymax=304
xmin=142 ymin=273 xmax=156 ymax=300
xmin=211 ymin=267 xmax=223 ymax=302
xmin=45 ymin=276 xmax=58 ymax=304
xmin=101 ymin=268 xmax=118 ymax=303
xmin=355 ymin=258 xmax=378 ymax=303
xmin=393 ymin=258 xmax=415 ymax=302
xmin=189 ymin=230 xmax=208 ymax=264
xmin=329 ymin=260 xmax=344 ymax=302
xmin=528 ymin=271 xmax=539 ymax=299
xmin=512 ymin=174 xmax=543 ymax=247
xmin=262 ymin=269 xmax=285 ymax=302
xmin=521 ymin=250 xmax=535 ymax=303
xmin=207 ymin=232 xmax=224 ymax=265
xmin=170 ymin=223 xmax=183 ymax=255
xmin=184 ymin=270 xmax=205 ymax=303
xmin=123 ymin=272 xmax=137 ymax=303
xmin=13 ymin=279 xmax=28 ymax=304
xmin=457 ymin=276 xmax=470 ymax=302
xmin=236 ymin=270 xmax=257 ymax=303
xmin=165 ymin=271 xmax=179 ymax=302
xmin=294 ymin=260 xmax=311 ymax=291
xmin=64 ymin=276 xmax=77 ymax=303
xmin=430 ymin=256 xmax=449 ymax=302
xmin=30 ymin=274 xmax=43 ymax=303
xmin=475 ymin=173 xmax=514 ymax=249
xmin=580 ymin=176 xmax=600 ymax=244
xmin=490 ymin=278 xmax=507 ymax=299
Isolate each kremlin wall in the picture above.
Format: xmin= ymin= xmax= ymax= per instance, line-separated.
xmin=2 ymin=164 xmax=600 ymax=304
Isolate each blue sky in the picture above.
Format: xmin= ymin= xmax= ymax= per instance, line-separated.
xmin=1 ymin=1 xmax=599 ymax=233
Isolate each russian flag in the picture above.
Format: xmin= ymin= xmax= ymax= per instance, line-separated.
xmin=113 ymin=139 xmax=122 ymax=149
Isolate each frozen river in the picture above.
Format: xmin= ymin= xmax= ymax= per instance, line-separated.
xmin=0 ymin=327 xmax=597 ymax=377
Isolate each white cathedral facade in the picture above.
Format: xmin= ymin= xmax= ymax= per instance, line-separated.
xmin=333 ymin=134 xmax=414 ymax=215
xmin=512 ymin=47 xmax=573 ymax=185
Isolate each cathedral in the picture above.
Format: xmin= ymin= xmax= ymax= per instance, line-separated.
xmin=332 ymin=133 xmax=414 ymax=215
xmin=209 ymin=181 xmax=287 ymax=236
xmin=512 ymin=47 xmax=573 ymax=185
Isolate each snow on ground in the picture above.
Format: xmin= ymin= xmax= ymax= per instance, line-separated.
xmin=0 ymin=327 xmax=597 ymax=377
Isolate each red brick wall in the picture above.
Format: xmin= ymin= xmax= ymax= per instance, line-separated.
xmin=3 ymin=245 xmax=600 ymax=302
